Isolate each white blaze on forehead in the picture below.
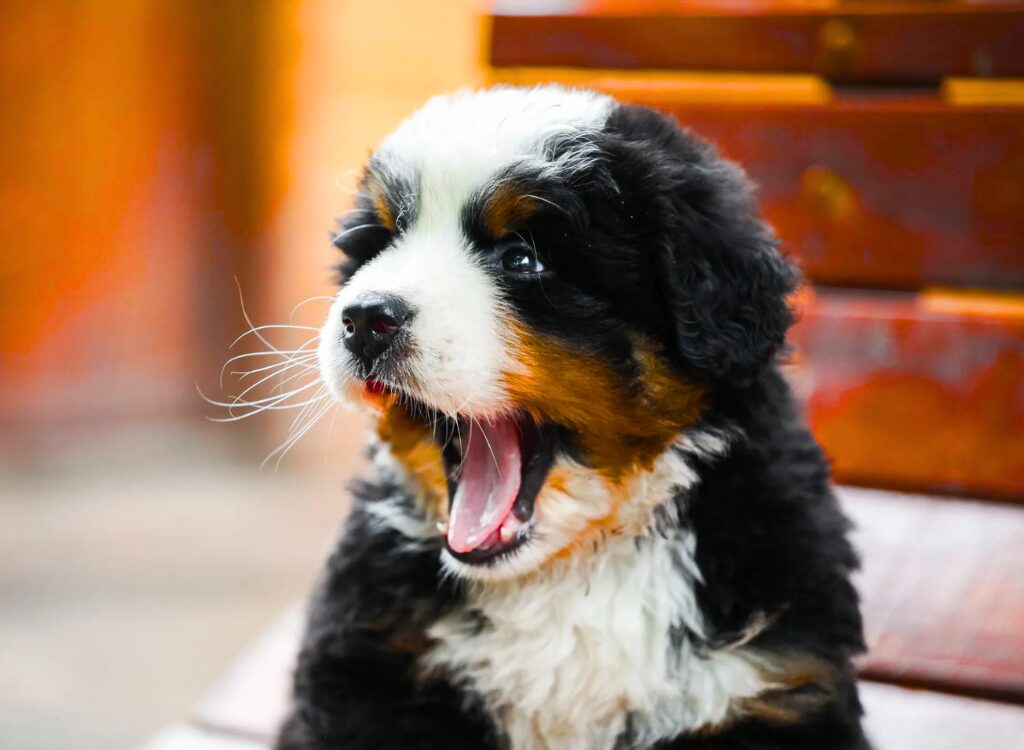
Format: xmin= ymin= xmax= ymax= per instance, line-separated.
xmin=375 ymin=85 xmax=614 ymax=228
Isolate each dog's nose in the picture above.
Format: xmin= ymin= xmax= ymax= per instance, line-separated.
xmin=341 ymin=295 xmax=413 ymax=367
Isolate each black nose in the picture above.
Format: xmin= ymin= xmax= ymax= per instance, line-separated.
xmin=341 ymin=295 xmax=413 ymax=369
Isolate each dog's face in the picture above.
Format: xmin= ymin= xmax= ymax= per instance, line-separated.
xmin=319 ymin=86 xmax=796 ymax=581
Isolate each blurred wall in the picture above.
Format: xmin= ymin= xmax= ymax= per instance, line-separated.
xmin=0 ymin=0 xmax=489 ymax=469
xmin=0 ymin=2 xmax=274 ymax=459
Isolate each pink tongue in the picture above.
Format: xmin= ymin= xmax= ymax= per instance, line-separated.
xmin=447 ymin=416 xmax=522 ymax=553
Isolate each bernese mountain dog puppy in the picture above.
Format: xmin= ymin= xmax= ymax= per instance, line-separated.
xmin=276 ymin=85 xmax=868 ymax=750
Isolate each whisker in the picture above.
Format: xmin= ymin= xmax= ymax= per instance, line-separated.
xmin=323 ymin=405 xmax=340 ymax=466
xmin=236 ymin=352 xmax=317 ymax=384
xmin=290 ymin=295 xmax=335 ymax=321
xmin=264 ymin=397 xmax=334 ymax=470
xmin=221 ymin=343 xmax=317 ymax=368
xmin=287 ymin=384 xmax=328 ymax=433
xmin=231 ymin=324 xmax=320 ymax=349
xmin=523 ymin=193 xmax=565 ymax=214
xmin=230 ymin=358 xmax=319 ymax=407
xmin=279 ymin=402 xmax=335 ymax=468
xmin=330 ymin=223 xmax=381 ymax=245
xmin=219 ymin=335 xmax=320 ymax=386
xmin=234 ymin=281 xmax=310 ymax=361
xmin=334 ymin=205 xmax=366 ymax=219
xmin=223 ymin=355 xmax=316 ymax=388
xmin=225 ymin=378 xmax=322 ymax=408
xmin=269 ymin=365 xmax=321 ymax=396
xmin=201 ymin=378 xmax=322 ymax=414
xmin=333 ymin=169 xmax=360 ymax=194
xmin=205 ymin=391 xmax=329 ymax=423
xmin=232 ymin=353 xmax=318 ymax=380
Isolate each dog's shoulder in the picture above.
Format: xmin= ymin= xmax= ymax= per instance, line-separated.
xmin=690 ymin=369 xmax=865 ymax=661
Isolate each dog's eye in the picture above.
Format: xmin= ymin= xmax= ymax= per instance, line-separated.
xmin=498 ymin=244 xmax=545 ymax=275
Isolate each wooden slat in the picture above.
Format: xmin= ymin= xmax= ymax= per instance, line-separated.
xmin=490 ymin=72 xmax=1024 ymax=290
xmin=843 ymin=487 xmax=1024 ymax=701
xmin=859 ymin=682 xmax=1024 ymax=750
xmin=489 ymin=67 xmax=834 ymax=105
xmin=661 ymin=98 xmax=1024 ymax=290
xmin=789 ymin=288 xmax=1024 ymax=499
xmin=490 ymin=1 xmax=1024 ymax=82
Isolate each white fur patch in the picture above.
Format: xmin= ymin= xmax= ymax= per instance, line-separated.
xmin=425 ymin=530 xmax=770 ymax=750
xmin=377 ymin=85 xmax=614 ymax=229
xmin=318 ymin=86 xmax=613 ymax=418
xmin=365 ymin=496 xmax=437 ymax=547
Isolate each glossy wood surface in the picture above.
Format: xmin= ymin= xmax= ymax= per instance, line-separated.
xmin=491 ymin=70 xmax=1024 ymax=291
xmin=491 ymin=1 xmax=1024 ymax=82
xmin=665 ymin=98 xmax=1024 ymax=290
xmin=845 ymin=487 xmax=1024 ymax=700
xmin=790 ymin=289 xmax=1024 ymax=499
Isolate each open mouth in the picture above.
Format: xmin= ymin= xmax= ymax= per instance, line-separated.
xmin=363 ymin=380 xmax=557 ymax=565
xmin=440 ymin=413 xmax=556 ymax=565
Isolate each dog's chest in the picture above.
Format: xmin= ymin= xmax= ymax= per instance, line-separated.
xmin=423 ymin=533 xmax=763 ymax=750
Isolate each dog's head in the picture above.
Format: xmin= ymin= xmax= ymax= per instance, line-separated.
xmin=319 ymin=86 xmax=797 ymax=580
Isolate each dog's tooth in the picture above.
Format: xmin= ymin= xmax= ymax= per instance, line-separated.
xmin=499 ymin=522 xmax=515 ymax=544
xmin=436 ymin=521 xmax=448 ymax=534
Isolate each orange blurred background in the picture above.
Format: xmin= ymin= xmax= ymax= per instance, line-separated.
xmin=1 ymin=2 xmax=489 ymax=748
xmin=1 ymin=0 xmax=490 ymax=465
xmin=2 ymin=2 xmax=1022 ymax=749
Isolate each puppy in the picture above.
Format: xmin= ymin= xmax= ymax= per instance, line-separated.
xmin=276 ymin=85 xmax=868 ymax=750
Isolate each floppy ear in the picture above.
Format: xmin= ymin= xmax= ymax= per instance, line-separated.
xmin=659 ymin=158 xmax=799 ymax=387
xmin=607 ymin=105 xmax=799 ymax=387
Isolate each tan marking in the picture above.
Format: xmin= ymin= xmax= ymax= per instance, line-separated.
xmin=721 ymin=653 xmax=837 ymax=730
xmin=482 ymin=185 xmax=536 ymax=237
xmin=499 ymin=327 xmax=708 ymax=561
xmin=386 ymin=626 xmax=431 ymax=655
xmin=504 ymin=327 xmax=706 ymax=479
xmin=535 ymin=463 xmax=622 ymax=561
xmin=365 ymin=327 xmax=706 ymax=566
xmin=375 ymin=395 xmax=447 ymax=521
xmin=364 ymin=172 xmax=396 ymax=231
xmin=372 ymin=191 xmax=395 ymax=232
xmin=501 ymin=330 xmax=707 ymax=563
xmin=545 ymin=471 xmax=567 ymax=493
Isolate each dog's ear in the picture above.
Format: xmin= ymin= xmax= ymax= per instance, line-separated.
xmin=606 ymin=104 xmax=800 ymax=387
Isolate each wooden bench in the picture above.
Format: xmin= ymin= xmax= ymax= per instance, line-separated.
xmin=142 ymin=486 xmax=1024 ymax=749
xmin=143 ymin=3 xmax=1024 ymax=745
xmin=489 ymin=0 xmax=1024 ymax=501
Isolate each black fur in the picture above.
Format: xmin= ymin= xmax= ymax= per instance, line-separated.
xmin=278 ymin=476 xmax=496 ymax=749
xmin=279 ymin=98 xmax=867 ymax=750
